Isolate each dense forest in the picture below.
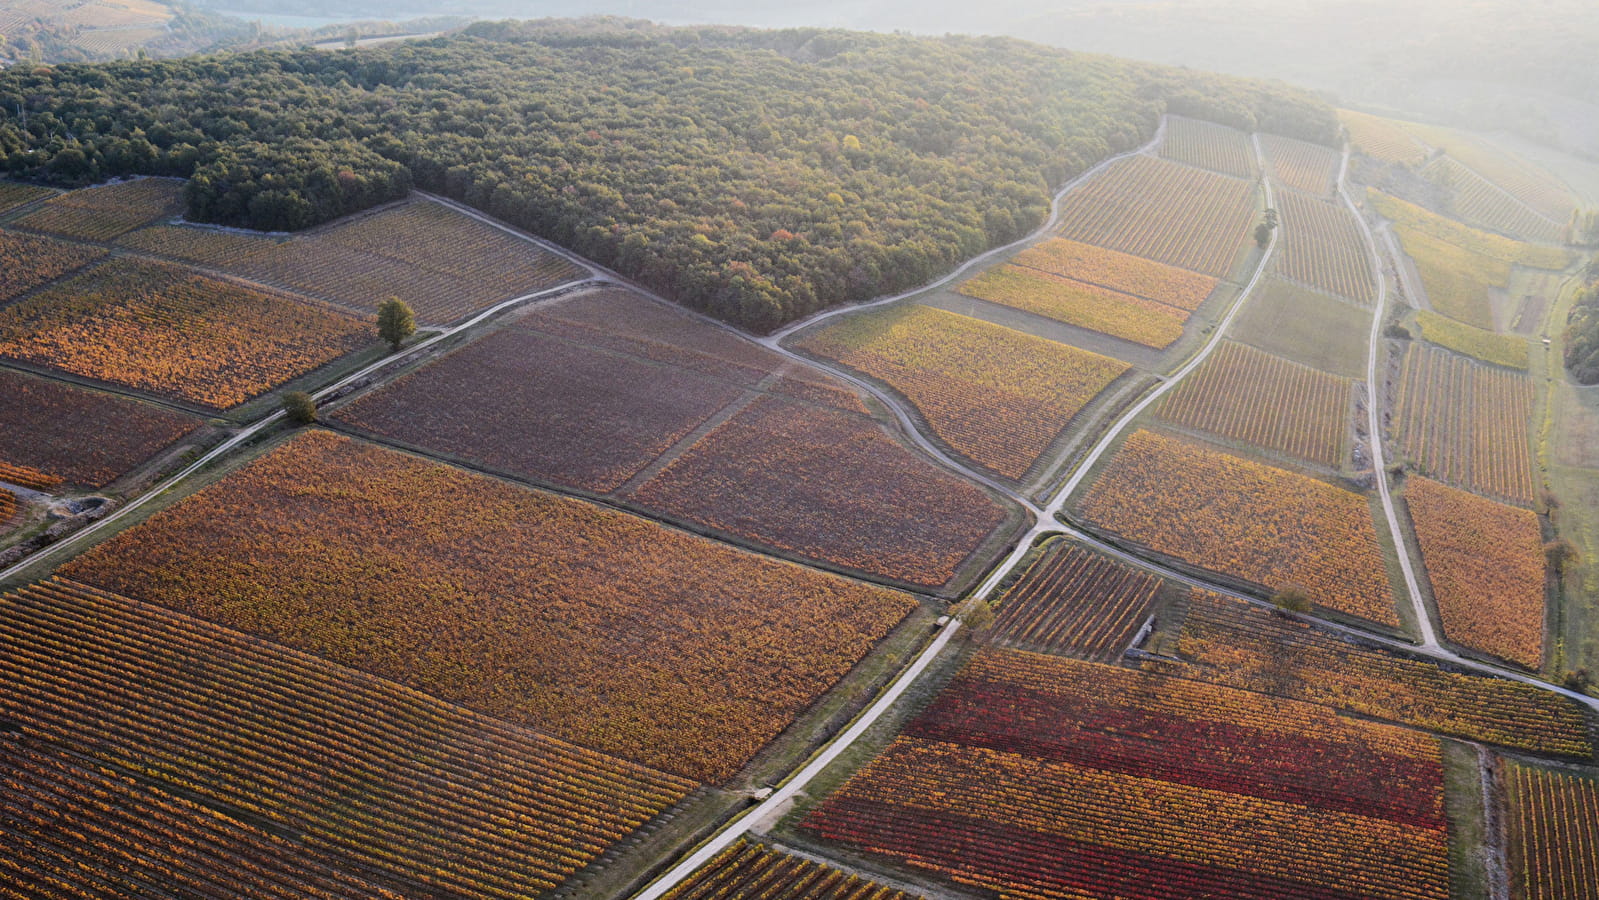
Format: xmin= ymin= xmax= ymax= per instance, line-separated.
xmin=1566 ymin=276 xmax=1599 ymax=384
xmin=0 ymin=19 xmax=1336 ymax=330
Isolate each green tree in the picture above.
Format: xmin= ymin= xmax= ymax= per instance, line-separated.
xmin=377 ymin=297 xmax=416 ymax=352
xmin=1271 ymin=586 xmax=1312 ymax=615
xmin=282 ymin=391 xmax=317 ymax=425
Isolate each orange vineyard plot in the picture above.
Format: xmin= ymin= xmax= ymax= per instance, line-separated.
xmin=1156 ymin=341 xmax=1351 ymax=468
xmin=14 ymin=178 xmax=183 ymax=241
xmin=1055 ymin=154 xmax=1257 ymax=277
xmin=1158 ymin=115 xmax=1256 ymax=178
xmin=0 ymin=258 xmax=369 ymax=409
xmin=1077 ymin=429 xmax=1396 ymax=624
xmin=802 ymin=649 xmax=1452 ymax=900
xmin=0 ymin=368 xmax=199 ymax=489
xmin=0 ymin=229 xmax=105 ymax=303
xmin=118 ymin=223 xmax=278 ymax=269
xmin=0 ymin=578 xmax=695 ymax=900
xmin=60 ymin=431 xmax=917 ymax=783
xmin=1261 ymin=134 xmax=1341 ymax=196
xmin=630 ymin=395 xmax=1011 ymax=590
xmin=797 ymin=304 xmax=1129 ymax=480
xmin=991 ymin=542 xmax=1161 ymax=661
xmin=1406 ymin=477 xmax=1547 ymax=669
xmin=0 ymin=734 xmax=405 ymax=899
xmin=1148 ymin=592 xmax=1591 ymax=755
xmin=1502 ymin=761 xmax=1599 ymax=900
xmin=1013 ymin=238 xmax=1218 ymax=311
xmin=1395 ymin=344 xmax=1537 ymax=505
xmin=956 ymin=263 xmax=1185 ymax=348
xmin=662 ymin=840 xmax=924 ymax=900
xmin=1273 ymin=189 xmax=1377 ymax=304
xmin=0 ymin=486 xmax=15 ymax=527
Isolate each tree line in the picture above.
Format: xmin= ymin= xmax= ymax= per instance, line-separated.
xmin=0 ymin=18 xmax=1338 ymax=331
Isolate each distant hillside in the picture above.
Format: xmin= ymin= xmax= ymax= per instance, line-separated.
xmin=0 ymin=0 xmax=256 ymax=63
xmin=0 ymin=20 xmax=1335 ymax=330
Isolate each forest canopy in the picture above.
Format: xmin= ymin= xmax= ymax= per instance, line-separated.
xmin=0 ymin=19 xmax=1336 ymax=330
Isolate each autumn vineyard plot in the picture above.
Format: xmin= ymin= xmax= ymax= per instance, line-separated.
xmin=1076 ymin=429 xmax=1397 ymax=625
xmin=1158 ymin=115 xmax=1256 ymax=178
xmin=13 ymin=178 xmax=183 ymax=241
xmin=0 ymin=368 xmax=200 ymax=489
xmin=661 ymin=840 xmax=922 ymax=900
xmin=1261 ymin=134 xmax=1341 ymax=197
xmin=1012 ymin=238 xmax=1218 ymax=311
xmin=801 ymin=649 xmax=1453 ymax=900
xmin=1272 ymin=189 xmax=1377 ymax=304
xmin=1421 ymin=156 xmax=1566 ymax=244
xmin=796 ymin=304 xmax=1129 ymax=481
xmin=990 ymin=542 xmax=1162 ymax=661
xmin=1156 ymin=341 xmax=1352 ymax=469
xmin=59 ymin=430 xmax=917 ymax=783
xmin=1054 ymin=154 xmax=1258 ymax=278
xmin=1406 ymin=477 xmax=1547 ymax=669
xmin=0 ymin=229 xmax=105 ymax=304
xmin=1339 ymin=110 xmax=1429 ymax=167
xmin=1144 ymin=592 xmax=1592 ymax=758
xmin=1501 ymin=760 xmax=1599 ymax=900
xmin=119 ymin=199 xmax=586 ymax=324
xmin=629 ymin=395 xmax=1012 ymax=590
xmin=0 ymin=257 xmax=371 ymax=410
xmin=1395 ymin=344 xmax=1538 ymax=506
xmin=955 ymin=263 xmax=1186 ymax=349
xmin=0 ymin=578 xmax=697 ymax=900
xmin=0 ymin=733 xmax=409 ymax=899
xmin=339 ymin=287 xmax=1008 ymax=589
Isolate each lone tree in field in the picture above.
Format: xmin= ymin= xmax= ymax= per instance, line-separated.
xmin=1270 ymin=586 xmax=1312 ymax=615
xmin=282 ymin=391 xmax=317 ymax=425
xmin=377 ymin=296 xmax=416 ymax=353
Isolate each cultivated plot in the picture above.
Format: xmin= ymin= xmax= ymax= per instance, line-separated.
xmin=1501 ymin=760 xmax=1599 ymax=900
xmin=662 ymin=840 xmax=922 ymax=900
xmin=0 ymin=577 xmax=695 ymax=900
xmin=1261 ymin=133 xmax=1340 ymax=197
xmin=1147 ymin=592 xmax=1591 ymax=757
xmin=1156 ymin=341 xmax=1352 ymax=469
xmin=797 ymin=304 xmax=1129 ymax=481
xmin=1229 ymin=277 xmax=1372 ymax=378
xmin=61 ymin=430 xmax=918 ymax=783
xmin=990 ymin=541 xmax=1161 ymax=661
xmin=1076 ymin=429 xmax=1395 ymax=625
xmin=1340 ymin=109 xmax=1429 ymax=167
xmin=801 ymin=649 xmax=1452 ymax=900
xmin=1423 ymin=156 xmax=1566 ymax=244
xmin=340 ymin=288 xmax=1010 ymax=589
xmin=120 ymin=199 xmax=587 ymax=323
xmin=1158 ymin=115 xmax=1256 ymax=178
xmin=1012 ymin=238 xmax=1218 ymax=311
xmin=0 ymin=368 xmax=200 ymax=489
xmin=1407 ymin=477 xmax=1547 ymax=669
xmin=13 ymin=178 xmax=183 ymax=241
xmin=1272 ymin=189 xmax=1377 ymax=304
xmin=0 ymin=181 xmax=53 ymax=214
xmin=1055 ymin=154 xmax=1257 ymax=277
xmin=0 ymin=257 xmax=370 ymax=410
xmin=0 ymin=229 xmax=106 ymax=303
xmin=956 ymin=263 xmax=1185 ymax=349
xmin=1394 ymin=344 xmax=1537 ymax=505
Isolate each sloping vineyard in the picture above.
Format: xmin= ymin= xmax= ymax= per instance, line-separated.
xmin=13 ymin=178 xmax=183 ymax=241
xmin=1159 ymin=115 xmax=1257 ymax=178
xmin=1156 ymin=341 xmax=1352 ymax=469
xmin=990 ymin=542 xmax=1162 ymax=661
xmin=1077 ymin=429 xmax=1395 ymax=624
xmin=1273 ymin=188 xmax=1377 ymax=304
xmin=956 ymin=263 xmax=1186 ymax=349
xmin=0 ymin=578 xmax=697 ymax=900
xmin=1055 ymin=154 xmax=1258 ymax=277
xmin=1261 ymin=133 xmax=1340 ymax=196
xmin=1423 ymin=156 xmax=1565 ymax=244
xmin=1394 ymin=344 xmax=1537 ymax=505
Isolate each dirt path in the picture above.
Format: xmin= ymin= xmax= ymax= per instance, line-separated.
xmin=1346 ymin=148 xmax=1444 ymax=650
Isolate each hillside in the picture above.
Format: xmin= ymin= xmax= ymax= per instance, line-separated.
xmin=0 ymin=20 xmax=1335 ymax=329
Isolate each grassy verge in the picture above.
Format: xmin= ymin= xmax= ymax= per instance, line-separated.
xmin=1441 ymin=740 xmax=1492 ymax=900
